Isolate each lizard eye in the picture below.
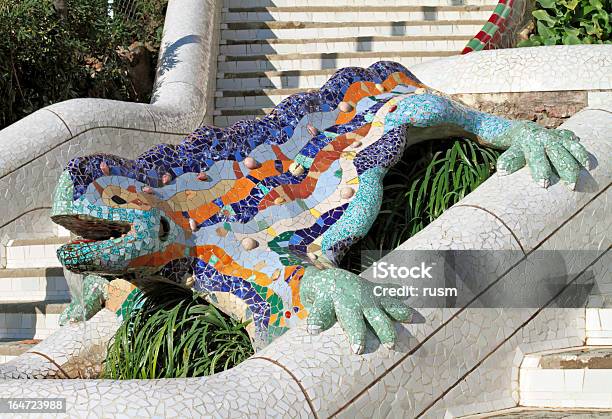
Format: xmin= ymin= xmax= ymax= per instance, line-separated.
xmin=111 ymin=195 xmax=127 ymax=205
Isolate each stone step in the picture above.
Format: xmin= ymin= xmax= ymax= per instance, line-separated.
xmin=520 ymin=347 xmax=612 ymax=409
xmin=0 ymin=267 xmax=70 ymax=302
xmin=215 ymin=89 xmax=304 ymax=111
xmin=217 ymin=87 xmax=309 ymax=97
xmin=221 ymin=20 xmax=485 ymax=41
xmin=216 ymin=68 xmax=339 ymax=92
xmin=0 ymin=338 xmax=39 ymax=364
xmin=221 ymin=6 xmax=494 ymax=24
xmin=460 ymin=407 xmax=612 ymax=418
xmin=214 ymin=114 xmax=265 ymax=127
xmin=4 ymin=237 xmax=69 ymax=269
xmin=213 ymin=106 xmax=290 ymax=125
xmin=225 ymin=0 xmax=501 ymax=7
xmin=0 ymin=300 xmax=69 ymax=340
xmin=217 ymin=51 xmax=454 ymax=75
xmin=220 ymin=36 xmax=470 ymax=57
xmin=587 ymin=308 xmax=612 ymax=346
xmin=214 ymin=108 xmax=273 ymax=116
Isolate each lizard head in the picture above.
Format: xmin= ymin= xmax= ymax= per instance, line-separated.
xmin=51 ymin=160 xmax=191 ymax=283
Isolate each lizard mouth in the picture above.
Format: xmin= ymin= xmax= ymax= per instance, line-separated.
xmin=53 ymin=213 xmax=173 ymax=275
xmin=52 ymin=214 xmax=133 ymax=245
xmin=53 ymin=214 xmax=140 ymax=274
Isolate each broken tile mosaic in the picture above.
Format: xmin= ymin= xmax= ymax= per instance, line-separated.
xmin=51 ymin=61 xmax=589 ymax=349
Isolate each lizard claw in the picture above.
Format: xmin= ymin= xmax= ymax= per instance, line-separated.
xmin=351 ymin=343 xmax=365 ymax=354
xmin=307 ymin=324 xmax=322 ymax=335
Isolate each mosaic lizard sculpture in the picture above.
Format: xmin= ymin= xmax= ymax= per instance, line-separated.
xmin=52 ymin=62 xmax=590 ymax=352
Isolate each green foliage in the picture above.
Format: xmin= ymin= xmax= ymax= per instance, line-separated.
xmin=112 ymin=0 xmax=167 ymax=50
xmin=341 ymin=139 xmax=500 ymax=273
xmin=518 ymin=0 xmax=611 ymax=47
xmin=104 ymin=285 xmax=253 ymax=379
xmin=0 ymin=0 xmax=167 ymax=130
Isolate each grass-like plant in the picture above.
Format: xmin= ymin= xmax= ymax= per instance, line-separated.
xmin=341 ymin=138 xmax=500 ymax=273
xmin=104 ymin=284 xmax=253 ymax=379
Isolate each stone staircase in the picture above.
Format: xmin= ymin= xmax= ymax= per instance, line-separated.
xmin=213 ymin=0 xmax=500 ymax=126
xmin=0 ymin=235 xmax=71 ymax=350
xmin=515 ymin=308 xmax=612 ymax=410
xmin=520 ymin=345 xmax=612 ymax=409
xmin=458 ymin=308 xmax=612 ymax=417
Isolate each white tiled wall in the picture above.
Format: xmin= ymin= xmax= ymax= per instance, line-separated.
xmin=0 ymin=312 xmax=62 ymax=340
xmin=587 ymin=308 xmax=612 ymax=346
xmin=521 ymin=361 xmax=612 ymax=408
xmin=5 ymin=243 xmax=63 ymax=269
xmin=0 ymin=355 xmax=17 ymax=363
xmin=0 ymin=274 xmax=69 ymax=302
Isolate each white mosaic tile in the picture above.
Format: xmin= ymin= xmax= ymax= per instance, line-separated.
xmin=411 ymin=45 xmax=612 ymax=94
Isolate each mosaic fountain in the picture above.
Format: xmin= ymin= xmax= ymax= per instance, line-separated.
xmin=0 ymin=0 xmax=610 ymax=416
xmin=50 ymin=61 xmax=590 ymax=352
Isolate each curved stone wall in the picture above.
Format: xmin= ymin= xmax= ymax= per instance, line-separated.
xmin=0 ymin=103 xmax=608 ymax=418
xmin=0 ymin=309 xmax=119 ymax=379
xmin=414 ymin=44 xmax=612 ymax=95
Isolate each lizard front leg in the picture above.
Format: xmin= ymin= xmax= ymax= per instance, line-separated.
xmin=59 ymin=274 xmax=109 ymax=326
xmin=384 ymin=90 xmax=591 ymax=189
xmin=300 ymin=266 xmax=416 ymax=354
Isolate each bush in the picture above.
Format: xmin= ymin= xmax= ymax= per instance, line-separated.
xmin=0 ymin=0 xmax=166 ymax=130
xmin=104 ymin=285 xmax=253 ymax=379
xmin=518 ymin=0 xmax=611 ymax=47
